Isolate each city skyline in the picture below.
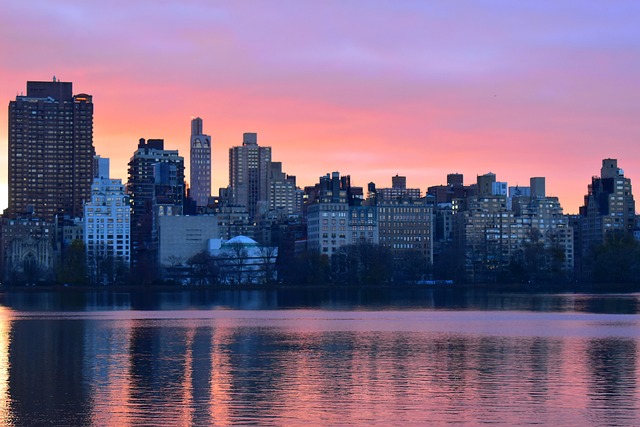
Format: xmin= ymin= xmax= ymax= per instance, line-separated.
xmin=2 ymin=2 xmax=640 ymax=214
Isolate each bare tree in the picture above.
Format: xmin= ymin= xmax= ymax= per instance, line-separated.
xmin=258 ymin=244 xmax=279 ymax=285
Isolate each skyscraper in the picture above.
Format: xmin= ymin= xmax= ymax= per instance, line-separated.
xmin=189 ymin=117 xmax=211 ymax=207
xmin=7 ymin=79 xmax=94 ymax=221
xmin=580 ymin=159 xmax=635 ymax=240
xmin=229 ymin=133 xmax=271 ymax=220
xmin=578 ymin=159 xmax=636 ymax=279
xmin=127 ymin=138 xmax=184 ymax=270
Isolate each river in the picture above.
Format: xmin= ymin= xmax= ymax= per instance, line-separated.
xmin=0 ymin=289 xmax=638 ymax=426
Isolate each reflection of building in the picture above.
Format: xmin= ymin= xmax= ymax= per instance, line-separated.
xmin=0 ymin=217 xmax=56 ymax=283
xmin=210 ymin=235 xmax=278 ymax=284
xmin=7 ymin=79 xmax=94 ymax=222
xmin=189 ymin=118 xmax=212 ymax=207
xmin=8 ymin=319 xmax=92 ymax=426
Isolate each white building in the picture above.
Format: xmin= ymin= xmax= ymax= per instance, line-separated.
xmin=84 ymin=173 xmax=131 ymax=269
xmin=209 ymin=235 xmax=278 ymax=285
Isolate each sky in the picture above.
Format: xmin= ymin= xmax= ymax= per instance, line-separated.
xmin=1 ymin=1 xmax=639 ymax=214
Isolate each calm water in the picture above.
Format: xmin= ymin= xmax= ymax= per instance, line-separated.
xmin=0 ymin=289 xmax=639 ymax=426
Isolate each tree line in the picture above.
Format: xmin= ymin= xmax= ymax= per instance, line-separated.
xmin=5 ymin=235 xmax=640 ymax=290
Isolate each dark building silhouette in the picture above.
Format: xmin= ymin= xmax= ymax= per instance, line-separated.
xmin=127 ymin=138 xmax=184 ymax=271
xmin=578 ymin=158 xmax=636 ymax=279
xmin=7 ymin=79 xmax=94 ymax=221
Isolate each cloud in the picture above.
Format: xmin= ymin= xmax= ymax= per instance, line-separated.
xmin=1 ymin=1 xmax=639 ymax=213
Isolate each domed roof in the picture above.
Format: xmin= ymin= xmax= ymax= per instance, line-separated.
xmin=223 ymin=235 xmax=258 ymax=246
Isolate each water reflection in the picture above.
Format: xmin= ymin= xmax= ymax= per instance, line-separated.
xmin=586 ymin=338 xmax=639 ymax=426
xmin=1 ymin=289 xmax=640 ymax=314
xmin=0 ymin=310 xmax=638 ymax=426
xmin=8 ymin=318 xmax=92 ymax=426
xmin=0 ymin=308 xmax=11 ymax=426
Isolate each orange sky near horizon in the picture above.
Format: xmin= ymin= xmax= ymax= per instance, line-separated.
xmin=1 ymin=1 xmax=639 ymax=215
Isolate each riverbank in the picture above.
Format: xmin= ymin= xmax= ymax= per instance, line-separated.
xmin=1 ymin=285 xmax=639 ymax=314
xmin=1 ymin=280 xmax=638 ymax=294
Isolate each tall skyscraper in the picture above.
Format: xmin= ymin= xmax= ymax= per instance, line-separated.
xmin=127 ymin=138 xmax=184 ymax=269
xmin=229 ymin=133 xmax=271 ymax=220
xmin=189 ymin=117 xmax=211 ymax=207
xmin=7 ymin=79 xmax=94 ymax=221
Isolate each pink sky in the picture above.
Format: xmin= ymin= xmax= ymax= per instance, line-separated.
xmin=1 ymin=1 xmax=639 ymax=214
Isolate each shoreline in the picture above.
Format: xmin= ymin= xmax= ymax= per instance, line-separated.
xmin=1 ymin=282 xmax=639 ymax=294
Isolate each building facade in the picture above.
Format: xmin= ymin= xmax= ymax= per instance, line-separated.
xmin=378 ymin=198 xmax=433 ymax=266
xmin=83 ymin=174 xmax=131 ymax=274
xmin=269 ymin=162 xmax=302 ymax=218
xmin=0 ymin=217 xmax=56 ymax=284
xmin=578 ymin=159 xmax=636 ymax=279
xmin=189 ymin=117 xmax=211 ymax=207
xmin=229 ymin=133 xmax=272 ymax=220
xmin=307 ymin=202 xmax=350 ymax=257
xmin=7 ymin=79 xmax=94 ymax=222
xmin=127 ymin=138 xmax=184 ymax=268
xmin=454 ymin=195 xmax=514 ymax=282
xmin=452 ymin=175 xmax=575 ymax=282
xmin=376 ymin=175 xmax=422 ymax=202
xmin=158 ymin=215 xmax=219 ymax=267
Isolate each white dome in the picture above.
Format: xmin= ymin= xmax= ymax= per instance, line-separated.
xmin=223 ymin=235 xmax=258 ymax=246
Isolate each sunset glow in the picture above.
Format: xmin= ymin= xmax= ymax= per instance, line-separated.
xmin=1 ymin=1 xmax=639 ymax=213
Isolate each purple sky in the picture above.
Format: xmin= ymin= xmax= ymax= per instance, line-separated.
xmin=1 ymin=1 xmax=640 ymax=213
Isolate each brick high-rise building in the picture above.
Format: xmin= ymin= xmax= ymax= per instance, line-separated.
xmin=229 ymin=133 xmax=271 ymax=220
xmin=7 ymin=79 xmax=94 ymax=221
